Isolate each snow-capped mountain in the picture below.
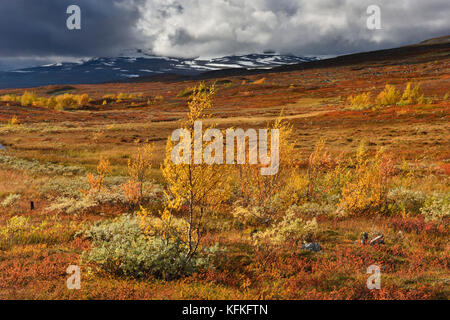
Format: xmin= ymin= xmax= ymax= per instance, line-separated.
xmin=0 ymin=51 xmax=317 ymax=89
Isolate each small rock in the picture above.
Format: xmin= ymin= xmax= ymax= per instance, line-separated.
xmin=302 ymin=242 xmax=322 ymax=252
xmin=369 ymin=235 xmax=384 ymax=246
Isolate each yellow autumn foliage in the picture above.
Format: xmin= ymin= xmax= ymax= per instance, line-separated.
xmin=375 ymin=84 xmax=401 ymax=107
xmin=339 ymin=143 xmax=394 ymax=215
xmin=161 ymin=82 xmax=231 ymax=261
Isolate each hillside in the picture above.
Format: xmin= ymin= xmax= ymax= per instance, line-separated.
xmin=0 ymin=52 xmax=316 ymax=89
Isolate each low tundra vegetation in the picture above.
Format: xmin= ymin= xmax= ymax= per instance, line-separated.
xmin=65 ymin=84 xmax=448 ymax=284
xmin=0 ymin=215 xmax=79 ymax=250
xmin=253 ymin=209 xmax=318 ymax=247
xmin=420 ymin=193 xmax=450 ymax=222
xmin=1 ymin=193 xmax=21 ymax=208
xmin=82 ymin=215 xmax=219 ymax=279
xmin=0 ymin=80 xmax=447 ymax=299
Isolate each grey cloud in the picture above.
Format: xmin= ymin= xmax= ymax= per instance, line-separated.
xmin=0 ymin=0 xmax=145 ymax=70
xmin=137 ymin=0 xmax=450 ymax=57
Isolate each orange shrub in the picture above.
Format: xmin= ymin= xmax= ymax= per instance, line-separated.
xmin=83 ymin=156 xmax=112 ymax=194
xmin=376 ymin=84 xmax=401 ymax=107
xmin=20 ymin=91 xmax=38 ymax=106
xmin=339 ymin=143 xmax=395 ymax=215
xmin=345 ymin=92 xmax=372 ymax=110
xmin=8 ymin=116 xmax=19 ymax=126
xmin=398 ymin=82 xmax=425 ymax=106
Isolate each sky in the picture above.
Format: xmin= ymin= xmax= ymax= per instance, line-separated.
xmin=0 ymin=0 xmax=448 ymax=71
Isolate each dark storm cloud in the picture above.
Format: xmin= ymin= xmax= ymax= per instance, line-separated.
xmin=0 ymin=0 xmax=145 ymax=70
xmin=0 ymin=0 xmax=449 ymax=70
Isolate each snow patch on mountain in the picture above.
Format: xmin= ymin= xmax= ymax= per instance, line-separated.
xmin=0 ymin=51 xmax=318 ymax=89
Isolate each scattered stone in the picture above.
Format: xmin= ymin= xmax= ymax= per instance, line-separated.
xmin=369 ymin=235 xmax=384 ymax=246
xmin=302 ymin=242 xmax=322 ymax=252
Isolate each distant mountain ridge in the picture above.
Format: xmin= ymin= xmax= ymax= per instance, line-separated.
xmin=0 ymin=52 xmax=317 ymax=89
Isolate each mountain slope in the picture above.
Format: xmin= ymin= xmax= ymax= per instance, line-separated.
xmin=0 ymin=53 xmax=316 ymax=89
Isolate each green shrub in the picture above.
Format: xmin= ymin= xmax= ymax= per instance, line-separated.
xmin=387 ymin=188 xmax=427 ymax=215
xmin=47 ymin=196 xmax=98 ymax=215
xmin=82 ymin=215 xmax=217 ymax=279
xmin=253 ymin=209 xmax=318 ymax=246
xmin=420 ymin=193 xmax=450 ymax=222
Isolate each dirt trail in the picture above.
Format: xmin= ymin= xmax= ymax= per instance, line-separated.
xmin=203 ymin=110 xmax=330 ymax=125
xmin=154 ymin=97 xmax=334 ymax=126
